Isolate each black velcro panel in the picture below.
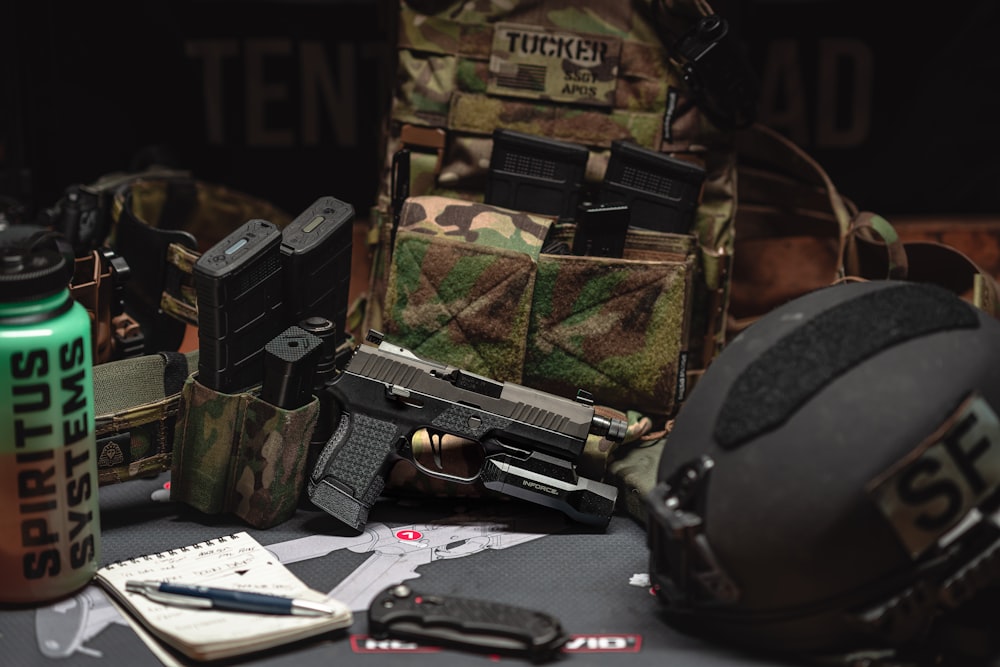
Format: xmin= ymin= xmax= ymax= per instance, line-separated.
xmin=714 ymin=284 xmax=980 ymax=449
xmin=161 ymin=350 xmax=192 ymax=396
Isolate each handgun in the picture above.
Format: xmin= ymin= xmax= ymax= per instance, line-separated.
xmin=307 ymin=330 xmax=628 ymax=533
xmin=193 ymin=219 xmax=286 ymax=393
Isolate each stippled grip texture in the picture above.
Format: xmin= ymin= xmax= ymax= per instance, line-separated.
xmin=309 ymin=412 xmax=400 ymax=527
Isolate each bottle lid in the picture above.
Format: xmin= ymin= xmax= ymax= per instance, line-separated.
xmin=0 ymin=248 xmax=70 ymax=302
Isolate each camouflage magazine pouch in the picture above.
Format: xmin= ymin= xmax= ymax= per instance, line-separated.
xmin=383 ymin=195 xmax=696 ymax=419
xmin=384 ymin=196 xmax=552 ymax=382
xmin=527 ymin=223 xmax=696 ymax=417
xmin=170 ymin=375 xmax=320 ymax=529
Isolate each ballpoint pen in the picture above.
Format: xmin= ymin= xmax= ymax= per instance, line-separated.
xmin=125 ymin=580 xmax=338 ymax=617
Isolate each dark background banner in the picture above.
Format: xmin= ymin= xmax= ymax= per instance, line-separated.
xmin=1 ymin=0 xmax=393 ymax=217
xmin=2 ymin=0 xmax=998 ymax=219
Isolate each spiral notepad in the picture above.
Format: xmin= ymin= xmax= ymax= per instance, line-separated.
xmin=95 ymin=532 xmax=352 ymax=661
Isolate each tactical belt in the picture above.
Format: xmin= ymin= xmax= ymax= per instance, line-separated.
xmin=81 ymin=169 xmax=293 ymax=485
xmin=94 ymin=350 xmax=198 ymax=485
xmin=109 ymin=174 xmax=293 ymax=352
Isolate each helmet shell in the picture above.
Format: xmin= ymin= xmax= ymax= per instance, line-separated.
xmin=647 ymin=281 xmax=1000 ymax=653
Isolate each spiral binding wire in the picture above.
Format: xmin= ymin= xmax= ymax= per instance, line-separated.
xmin=102 ymin=533 xmax=241 ymax=570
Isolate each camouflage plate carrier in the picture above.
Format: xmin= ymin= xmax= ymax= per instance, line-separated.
xmin=356 ymin=0 xmax=1000 ymax=521
xmin=345 ymin=0 xmax=750 ymax=510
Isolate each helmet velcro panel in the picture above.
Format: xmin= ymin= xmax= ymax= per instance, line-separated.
xmin=714 ymin=283 xmax=980 ymax=449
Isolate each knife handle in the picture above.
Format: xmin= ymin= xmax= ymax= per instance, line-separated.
xmin=368 ymin=583 xmax=568 ymax=661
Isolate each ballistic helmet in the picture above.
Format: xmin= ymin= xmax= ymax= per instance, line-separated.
xmin=646 ymin=281 xmax=1000 ymax=659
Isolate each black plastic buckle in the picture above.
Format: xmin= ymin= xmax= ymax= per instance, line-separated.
xmin=674 ymin=14 xmax=759 ymax=130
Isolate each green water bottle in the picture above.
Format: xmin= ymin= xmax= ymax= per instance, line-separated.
xmin=0 ymin=245 xmax=101 ymax=604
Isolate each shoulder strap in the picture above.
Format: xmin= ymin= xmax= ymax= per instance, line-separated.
xmin=726 ymin=123 xmax=855 ymax=339
xmin=842 ymin=211 xmax=909 ymax=281
xmin=842 ymin=211 xmax=1000 ymax=318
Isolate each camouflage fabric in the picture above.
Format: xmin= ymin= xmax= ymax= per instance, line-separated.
xmin=725 ymin=123 xmax=1000 ymax=340
xmin=170 ymin=377 xmax=241 ymax=514
xmin=170 ymin=375 xmax=320 ymax=529
xmin=229 ymin=392 xmax=319 ymax=528
xmin=359 ymin=0 xmax=737 ymax=373
xmin=724 ymin=123 xmax=854 ymax=340
xmin=111 ymin=178 xmax=293 ymax=255
xmin=525 ymin=228 xmax=696 ymax=416
xmin=385 ymin=195 xmax=554 ymax=381
xmin=383 ymin=195 xmax=697 ymax=417
xmin=160 ymin=242 xmax=201 ymax=326
xmin=608 ymin=433 xmax=667 ymax=525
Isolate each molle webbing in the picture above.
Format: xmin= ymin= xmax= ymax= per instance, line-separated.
xmin=393 ymin=3 xmax=690 ymax=151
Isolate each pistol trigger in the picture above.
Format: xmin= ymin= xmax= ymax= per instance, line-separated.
xmin=429 ymin=431 xmax=444 ymax=470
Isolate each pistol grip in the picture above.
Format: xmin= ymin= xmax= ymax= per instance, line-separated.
xmin=308 ymin=412 xmax=400 ymax=531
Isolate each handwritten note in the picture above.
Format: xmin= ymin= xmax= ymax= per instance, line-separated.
xmin=95 ymin=532 xmax=352 ymax=661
